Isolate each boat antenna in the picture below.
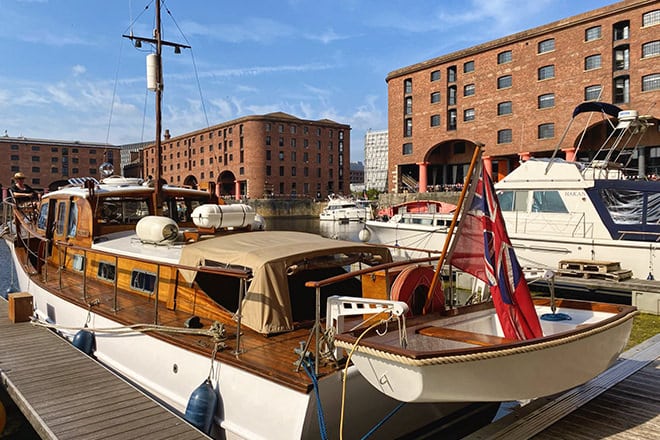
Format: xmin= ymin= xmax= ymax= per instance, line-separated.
xmin=123 ymin=0 xmax=190 ymax=214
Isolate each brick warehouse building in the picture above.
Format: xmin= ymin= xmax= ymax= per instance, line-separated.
xmin=143 ymin=112 xmax=350 ymax=200
xmin=0 ymin=136 xmax=119 ymax=191
xmin=387 ymin=0 xmax=659 ymax=193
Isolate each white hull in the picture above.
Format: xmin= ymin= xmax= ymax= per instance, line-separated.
xmin=320 ymin=198 xmax=374 ymax=222
xmin=6 ymin=239 xmax=474 ymax=439
xmin=495 ymin=159 xmax=659 ymax=280
xmin=365 ymin=220 xmax=448 ymax=259
xmin=320 ymin=209 xmax=372 ymax=222
xmin=336 ymin=304 xmax=634 ymax=403
xmin=366 ymin=219 xmax=658 ymax=279
xmin=507 ymin=234 xmax=657 ymax=280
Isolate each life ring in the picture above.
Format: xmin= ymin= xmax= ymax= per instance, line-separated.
xmin=391 ymin=265 xmax=445 ymax=316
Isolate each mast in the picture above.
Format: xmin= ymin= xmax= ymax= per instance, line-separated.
xmin=154 ymin=0 xmax=163 ymax=213
xmin=123 ymin=1 xmax=190 ymax=214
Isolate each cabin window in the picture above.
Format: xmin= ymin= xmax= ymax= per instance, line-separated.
xmin=599 ymin=189 xmax=650 ymax=225
xmin=97 ymin=262 xmax=116 ymax=281
xmin=498 ymin=190 xmax=528 ymax=212
xmin=532 ymin=191 xmax=568 ymax=213
xmin=67 ymin=201 xmax=78 ymax=237
xmin=72 ymin=254 xmax=85 ymax=272
xmin=55 ymin=201 xmax=67 ymax=235
xmin=37 ymin=204 xmax=49 ymax=230
xmin=130 ymin=270 xmax=157 ymax=293
xmin=99 ymin=198 xmax=149 ymax=224
xmin=648 ymin=194 xmax=660 ymax=224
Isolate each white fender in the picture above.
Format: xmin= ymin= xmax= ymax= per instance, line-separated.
xmin=136 ymin=216 xmax=179 ymax=243
xmin=191 ymin=204 xmax=256 ymax=229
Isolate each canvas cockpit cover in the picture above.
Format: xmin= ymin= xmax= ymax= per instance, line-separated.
xmin=178 ymin=231 xmax=392 ymax=334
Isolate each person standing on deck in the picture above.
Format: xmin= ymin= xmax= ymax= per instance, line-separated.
xmin=10 ymin=172 xmax=38 ymax=201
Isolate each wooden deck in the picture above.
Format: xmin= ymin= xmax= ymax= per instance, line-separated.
xmin=465 ymin=333 xmax=660 ymax=440
xmin=13 ymin=245 xmax=331 ymax=395
xmin=0 ymin=297 xmax=211 ymax=440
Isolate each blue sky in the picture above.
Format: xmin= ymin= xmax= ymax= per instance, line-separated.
xmin=0 ymin=0 xmax=616 ymax=163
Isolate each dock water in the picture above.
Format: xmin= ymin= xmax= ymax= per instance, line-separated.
xmin=0 ymin=297 xmax=210 ymax=440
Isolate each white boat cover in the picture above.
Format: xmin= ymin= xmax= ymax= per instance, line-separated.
xmin=178 ymin=231 xmax=392 ymax=334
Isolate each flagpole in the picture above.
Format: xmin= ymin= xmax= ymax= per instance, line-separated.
xmin=423 ymin=143 xmax=483 ymax=314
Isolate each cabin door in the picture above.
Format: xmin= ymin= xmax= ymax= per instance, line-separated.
xmin=50 ymin=200 xmax=71 ymax=268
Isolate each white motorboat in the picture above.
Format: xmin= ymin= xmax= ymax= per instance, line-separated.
xmin=362 ymin=200 xmax=456 ymax=259
xmin=320 ymin=196 xmax=373 ymax=222
xmin=364 ymin=103 xmax=660 ymax=280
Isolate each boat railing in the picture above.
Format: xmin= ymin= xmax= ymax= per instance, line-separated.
xmin=10 ymin=213 xmax=252 ymax=355
xmin=305 ymin=255 xmax=441 ymax=374
xmin=369 ymin=242 xmax=442 ymax=259
xmin=1 ymin=197 xmax=13 ymax=232
xmin=508 ymin=211 xmax=595 ymax=239
xmin=617 ymin=230 xmax=660 ymax=241
xmin=51 ymin=240 xmax=251 ymax=354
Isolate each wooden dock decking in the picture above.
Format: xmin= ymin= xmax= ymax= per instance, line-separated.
xmin=466 ymin=333 xmax=660 ymax=440
xmin=0 ymin=298 xmax=210 ymax=440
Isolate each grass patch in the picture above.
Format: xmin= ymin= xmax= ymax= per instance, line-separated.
xmin=627 ymin=312 xmax=660 ymax=349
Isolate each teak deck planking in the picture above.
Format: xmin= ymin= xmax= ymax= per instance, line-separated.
xmin=16 ymin=246 xmax=325 ymax=394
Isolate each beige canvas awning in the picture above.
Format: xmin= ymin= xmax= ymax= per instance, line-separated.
xmin=179 ymin=231 xmax=392 ymax=334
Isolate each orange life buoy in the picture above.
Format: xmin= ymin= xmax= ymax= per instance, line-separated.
xmin=390 ymin=265 xmax=445 ymax=316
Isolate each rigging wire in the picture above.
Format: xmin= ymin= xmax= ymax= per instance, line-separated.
xmin=123 ymin=0 xmax=154 ymax=37
xmin=141 ymin=87 xmax=150 ymax=142
xmin=105 ymin=40 xmax=125 ymax=145
xmin=163 ymin=0 xmax=211 ymax=129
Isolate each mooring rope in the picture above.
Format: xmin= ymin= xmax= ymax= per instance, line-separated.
xmin=339 ymin=312 xmax=397 ymax=440
xmin=31 ymin=318 xmax=227 ymax=342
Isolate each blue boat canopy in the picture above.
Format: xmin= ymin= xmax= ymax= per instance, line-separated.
xmin=572 ymin=102 xmax=622 ymax=118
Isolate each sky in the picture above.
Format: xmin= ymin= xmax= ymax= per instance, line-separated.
xmin=0 ymin=0 xmax=618 ymax=163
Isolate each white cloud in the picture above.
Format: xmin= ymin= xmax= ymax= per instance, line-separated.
xmin=72 ymin=65 xmax=86 ymax=76
xmin=209 ymin=98 xmax=234 ymax=120
xmin=180 ymin=18 xmax=294 ymax=44
xmin=304 ymin=28 xmax=352 ymax=44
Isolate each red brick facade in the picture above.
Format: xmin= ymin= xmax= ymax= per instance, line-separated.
xmin=387 ymin=0 xmax=660 ymax=192
xmin=143 ymin=112 xmax=351 ymax=199
xmin=1 ymin=137 xmax=120 ymax=191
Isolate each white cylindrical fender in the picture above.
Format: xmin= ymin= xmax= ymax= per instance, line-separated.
xmin=136 ymin=216 xmax=179 ymax=243
xmin=191 ymin=204 xmax=256 ymax=229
